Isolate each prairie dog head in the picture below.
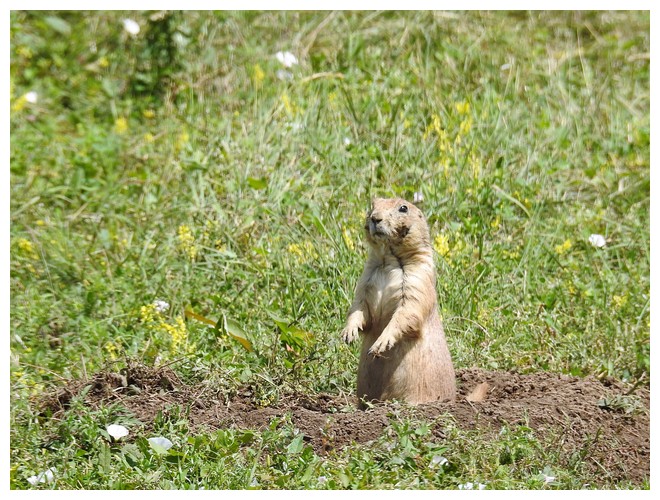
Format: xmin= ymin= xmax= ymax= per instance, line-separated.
xmin=364 ymin=197 xmax=431 ymax=254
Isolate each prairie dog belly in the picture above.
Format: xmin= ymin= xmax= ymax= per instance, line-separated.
xmin=364 ymin=264 xmax=403 ymax=332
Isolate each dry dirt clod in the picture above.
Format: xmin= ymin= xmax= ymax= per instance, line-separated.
xmin=465 ymin=382 xmax=490 ymax=402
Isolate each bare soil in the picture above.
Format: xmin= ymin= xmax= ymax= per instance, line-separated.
xmin=39 ymin=363 xmax=650 ymax=486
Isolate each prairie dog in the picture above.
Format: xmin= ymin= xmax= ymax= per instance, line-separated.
xmin=341 ymin=197 xmax=456 ymax=406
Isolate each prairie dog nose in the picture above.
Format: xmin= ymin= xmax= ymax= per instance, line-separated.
xmin=370 ymin=214 xmax=382 ymax=224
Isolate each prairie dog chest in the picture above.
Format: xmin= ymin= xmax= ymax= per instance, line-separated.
xmin=364 ymin=262 xmax=404 ymax=323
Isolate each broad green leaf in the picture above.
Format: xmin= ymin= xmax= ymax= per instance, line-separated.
xmin=98 ymin=442 xmax=111 ymax=473
xmin=223 ymin=315 xmax=253 ymax=352
xmin=265 ymin=309 xmax=289 ymax=325
xmin=44 ymin=16 xmax=71 ymax=36
xmin=184 ymin=309 xmax=216 ymax=327
xmin=286 ymin=434 xmax=304 ymax=455
xmin=247 ymin=177 xmax=267 ymax=190
xmin=186 ymin=309 xmax=253 ymax=351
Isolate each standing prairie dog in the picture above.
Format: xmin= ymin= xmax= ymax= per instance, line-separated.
xmin=341 ymin=197 xmax=456 ymax=406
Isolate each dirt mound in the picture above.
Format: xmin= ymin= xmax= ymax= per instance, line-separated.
xmin=38 ymin=364 xmax=649 ymax=486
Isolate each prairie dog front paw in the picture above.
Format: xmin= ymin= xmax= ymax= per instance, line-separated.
xmin=368 ymin=332 xmax=397 ymax=357
xmin=341 ymin=324 xmax=360 ymax=344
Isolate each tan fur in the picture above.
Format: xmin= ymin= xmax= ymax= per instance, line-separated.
xmin=341 ymin=197 xmax=456 ymax=407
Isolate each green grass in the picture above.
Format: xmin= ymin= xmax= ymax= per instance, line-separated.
xmin=10 ymin=10 xmax=649 ymax=489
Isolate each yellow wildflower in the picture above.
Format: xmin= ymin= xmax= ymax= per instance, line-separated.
xmin=280 ymin=92 xmax=297 ymax=116
xmin=490 ymin=215 xmax=501 ymax=230
xmin=502 ymin=249 xmax=520 ymax=260
xmin=143 ymin=132 xmax=155 ymax=143
xmin=554 ymin=239 xmax=572 ymax=255
xmin=423 ymin=114 xmax=442 ymax=140
xmin=433 ymin=234 xmax=450 ymax=257
xmin=16 ymin=238 xmax=38 ymax=260
xmin=175 ymin=131 xmax=189 ymax=152
xmin=454 ymin=100 xmax=470 ymax=115
xmin=161 ymin=315 xmax=188 ymax=352
xmin=442 ymin=162 xmax=451 ymax=179
xmin=11 ymin=90 xmax=39 ymax=112
xmin=114 ymin=117 xmax=128 ymax=134
xmin=253 ymin=64 xmax=265 ymax=86
xmin=98 ymin=56 xmax=109 ymax=68
xmin=423 ymin=114 xmax=453 ymax=154
xmin=287 ymin=240 xmax=317 ymax=263
xmin=17 ymin=46 xmax=33 ymax=58
xmin=30 ymin=383 xmax=45 ymax=397
xmin=458 ymin=116 xmax=473 ymax=137
xmin=142 ymin=109 xmax=155 ymax=119
xmin=105 ymin=341 xmax=119 ymax=361
xmin=177 ymin=225 xmax=198 ymax=261
xmin=12 ymin=95 xmax=28 ymax=112
xmin=138 ymin=303 xmax=189 ymax=353
xmin=342 ymin=227 xmax=355 ymax=251
xmin=287 ymin=243 xmax=304 ymax=258
xmin=140 ymin=303 xmax=158 ymax=325
xmin=612 ymin=295 xmax=628 ymax=310
xmin=477 ymin=306 xmax=489 ymax=325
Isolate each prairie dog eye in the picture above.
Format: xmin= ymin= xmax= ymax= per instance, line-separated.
xmin=398 ymin=205 xmax=408 ymax=213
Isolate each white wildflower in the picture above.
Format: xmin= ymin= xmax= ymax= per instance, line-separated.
xmin=249 ymin=477 xmax=259 ymax=487
xmin=413 ymin=191 xmax=424 ymax=203
xmin=25 ymin=91 xmax=38 ymax=104
xmin=588 ymin=234 xmax=606 ymax=248
xmin=275 ymin=51 xmax=298 ymax=68
xmin=153 ymin=300 xmax=170 ymax=313
xmin=106 ymin=424 xmax=129 ymax=440
xmin=458 ymin=482 xmax=485 ymax=490
xmin=276 ymin=69 xmax=293 ymax=81
xmin=148 ymin=436 xmax=173 ymax=453
xmin=317 ymin=476 xmax=328 ymax=485
xmin=343 ymin=137 xmax=352 ymax=146
xmin=500 ymin=62 xmax=512 ymax=71
xmin=430 ymin=455 xmax=448 ymax=468
xmin=27 ymin=467 xmax=56 ymax=486
xmin=541 ymin=472 xmax=556 ymax=484
xmin=173 ymin=32 xmax=189 ymax=48
xmin=122 ymin=19 xmax=140 ymax=36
